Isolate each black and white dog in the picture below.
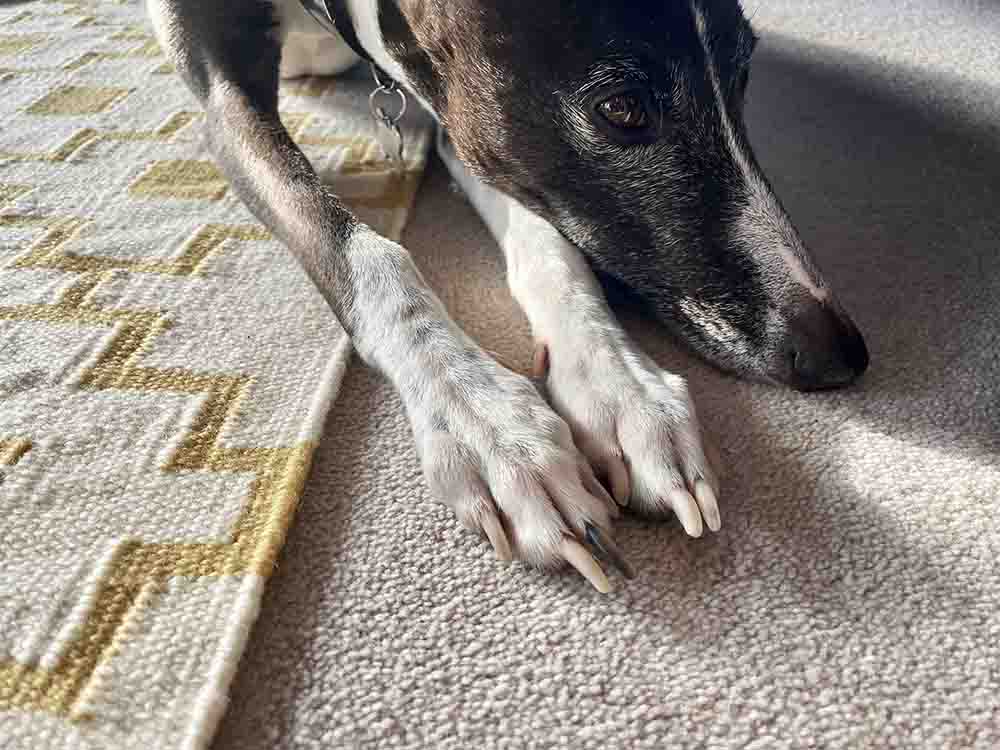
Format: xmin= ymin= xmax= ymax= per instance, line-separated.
xmin=23 ymin=0 xmax=874 ymax=590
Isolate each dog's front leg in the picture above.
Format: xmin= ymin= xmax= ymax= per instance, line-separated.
xmin=147 ymin=0 xmax=624 ymax=589
xmin=438 ymin=135 xmax=721 ymax=535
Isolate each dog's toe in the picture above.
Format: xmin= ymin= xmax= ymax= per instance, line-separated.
xmin=543 ymin=341 xmax=722 ymax=537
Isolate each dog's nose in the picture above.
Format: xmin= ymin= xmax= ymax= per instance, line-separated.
xmin=780 ymin=301 xmax=869 ymax=390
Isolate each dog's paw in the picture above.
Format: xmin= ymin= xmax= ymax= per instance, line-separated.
xmin=406 ymin=347 xmax=630 ymax=591
xmin=536 ymin=335 xmax=721 ymax=536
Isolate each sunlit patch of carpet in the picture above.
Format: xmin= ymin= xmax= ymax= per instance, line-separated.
xmin=0 ymin=2 xmax=433 ymax=748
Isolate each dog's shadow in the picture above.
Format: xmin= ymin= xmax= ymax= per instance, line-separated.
xmin=747 ymin=34 xmax=1000 ymax=459
xmin=583 ymin=34 xmax=1000 ymax=625
xmin=639 ymin=32 xmax=999 ymax=612
xmin=407 ymin=32 xmax=999 ymax=636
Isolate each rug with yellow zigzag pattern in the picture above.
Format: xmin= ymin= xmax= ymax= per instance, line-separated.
xmin=0 ymin=2 xmax=433 ymax=748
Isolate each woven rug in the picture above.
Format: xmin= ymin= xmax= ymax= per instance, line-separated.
xmin=0 ymin=2 xmax=433 ymax=749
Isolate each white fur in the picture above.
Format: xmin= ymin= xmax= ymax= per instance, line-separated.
xmin=437 ymin=133 xmax=721 ymax=533
xmin=679 ymin=297 xmax=755 ymax=360
xmin=280 ymin=32 xmax=359 ymax=79
xmin=146 ymin=0 xmax=181 ymax=63
xmin=182 ymin=0 xmax=722 ymax=573
xmin=340 ymin=230 xmax=619 ymax=569
xmin=269 ymin=0 xmax=361 ymax=78
xmin=345 ymin=0 xmax=436 ymax=113
xmin=272 ymin=0 xmax=437 ymax=111
xmin=214 ymin=1 xmax=618 ymax=573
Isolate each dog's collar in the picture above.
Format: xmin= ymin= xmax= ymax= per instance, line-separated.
xmin=297 ymin=0 xmax=407 ymax=166
xmin=298 ymin=0 xmax=374 ymax=63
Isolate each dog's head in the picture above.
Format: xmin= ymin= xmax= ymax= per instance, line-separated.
xmin=385 ymin=0 xmax=869 ymax=390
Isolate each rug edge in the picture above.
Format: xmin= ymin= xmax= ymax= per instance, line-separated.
xmin=179 ymin=341 xmax=354 ymax=750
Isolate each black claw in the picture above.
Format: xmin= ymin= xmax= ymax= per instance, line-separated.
xmin=584 ymin=522 xmax=636 ymax=580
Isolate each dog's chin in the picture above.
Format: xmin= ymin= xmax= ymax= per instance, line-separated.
xmin=650 ymin=317 xmax=869 ymax=393
xmin=704 ymin=337 xmax=870 ymax=393
xmin=681 ymin=329 xmax=870 ymax=392
xmin=593 ymin=271 xmax=870 ymax=392
xmin=676 ymin=344 xmax=867 ymax=393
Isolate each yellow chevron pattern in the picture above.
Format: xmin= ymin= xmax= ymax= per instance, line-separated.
xmin=0 ymin=186 xmax=312 ymax=718
xmin=0 ymin=0 xmax=433 ymax=745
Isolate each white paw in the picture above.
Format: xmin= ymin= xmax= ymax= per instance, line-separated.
xmin=536 ymin=333 xmax=721 ymax=537
xmin=407 ymin=346 xmax=631 ymax=591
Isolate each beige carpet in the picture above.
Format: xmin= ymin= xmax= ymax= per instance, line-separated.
xmin=214 ymin=2 xmax=1000 ymax=748
xmin=0 ymin=2 xmax=431 ymax=748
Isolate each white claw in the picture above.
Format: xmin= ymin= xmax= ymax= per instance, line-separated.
xmin=694 ymin=480 xmax=722 ymax=532
xmin=561 ymin=537 xmax=611 ymax=594
xmin=668 ymin=488 xmax=704 ymax=538
xmin=482 ymin=513 xmax=513 ymax=563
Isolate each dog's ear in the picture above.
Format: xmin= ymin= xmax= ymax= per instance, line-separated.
xmin=378 ymin=0 xmax=444 ymax=109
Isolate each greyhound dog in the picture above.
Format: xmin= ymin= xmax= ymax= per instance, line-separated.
xmin=18 ymin=0 xmax=873 ymax=591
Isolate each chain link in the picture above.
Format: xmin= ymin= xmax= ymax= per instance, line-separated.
xmin=368 ymin=64 xmax=407 ymax=166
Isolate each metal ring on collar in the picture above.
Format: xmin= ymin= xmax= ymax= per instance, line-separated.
xmin=369 ymin=85 xmax=407 ymax=125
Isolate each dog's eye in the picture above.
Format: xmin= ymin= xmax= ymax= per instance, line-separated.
xmin=596 ymin=92 xmax=648 ymax=129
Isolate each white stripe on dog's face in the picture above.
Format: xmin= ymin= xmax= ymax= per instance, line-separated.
xmin=691 ymin=1 xmax=828 ymax=304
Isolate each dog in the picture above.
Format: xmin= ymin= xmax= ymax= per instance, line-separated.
xmin=19 ymin=0 xmax=874 ymax=591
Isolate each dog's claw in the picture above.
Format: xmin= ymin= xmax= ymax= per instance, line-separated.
xmin=584 ymin=522 xmax=635 ymax=580
xmin=607 ymin=456 xmax=631 ymax=507
xmin=694 ymin=480 xmax=721 ymax=532
xmin=667 ymin=488 xmax=704 ymax=538
xmin=482 ymin=513 xmax=513 ymax=563
xmin=561 ymin=537 xmax=611 ymax=593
